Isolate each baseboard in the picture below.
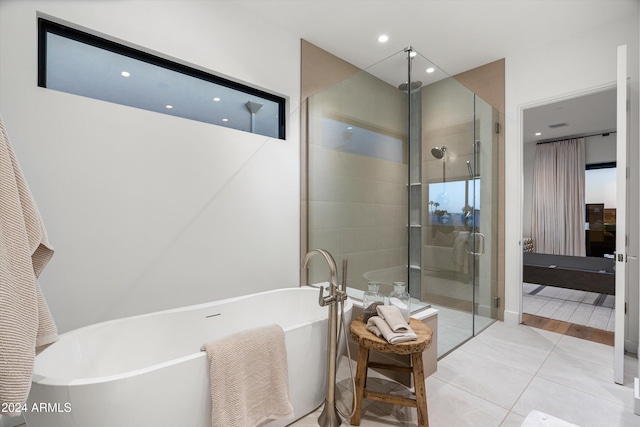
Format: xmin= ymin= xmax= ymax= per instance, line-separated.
xmin=503 ymin=309 xmax=520 ymax=326
xmin=476 ymin=304 xmax=493 ymax=318
xmin=634 ymin=378 xmax=640 ymax=415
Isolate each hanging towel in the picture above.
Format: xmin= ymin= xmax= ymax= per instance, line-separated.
xmin=200 ymin=324 xmax=294 ymax=427
xmin=0 ymin=116 xmax=58 ymax=416
xmin=451 ymin=232 xmax=471 ymax=274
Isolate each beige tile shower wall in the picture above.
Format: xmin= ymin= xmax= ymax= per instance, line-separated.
xmin=422 ymin=78 xmax=476 ymax=189
xmin=308 ymin=146 xmax=408 ymax=290
xmin=306 ymin=70 xmax=408 ymax=291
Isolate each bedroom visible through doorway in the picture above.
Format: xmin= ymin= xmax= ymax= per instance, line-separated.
xmin=521 ymin=88 xmax=616 ymax=339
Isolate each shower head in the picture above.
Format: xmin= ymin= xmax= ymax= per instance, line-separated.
xmin=398 ymin=81 xmax=423 ymax=92
xmin=431 ymin=146 xmax=447 ymax=159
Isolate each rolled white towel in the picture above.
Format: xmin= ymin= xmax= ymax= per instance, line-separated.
xmin=367 ymin=316 xmax=418 ymax=344
xmin=376 ymin=305 xmax=411 ymax=333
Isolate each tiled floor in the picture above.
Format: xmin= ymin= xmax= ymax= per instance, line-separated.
xmin=430 ymin=304 xmax=496 ymax=357
xmin=291 ymin=321 xmax=640 ymax=427
xmin=523 ymin=283 xmax=615 ymax=332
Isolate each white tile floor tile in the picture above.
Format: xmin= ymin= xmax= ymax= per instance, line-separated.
xmin=511 ymin=377 xmax=640 ymax=427
xmin=522 ymin=282 xmax=540 ymax=294
xmin=499 ymin=411 xmax=527 ymax=427
xmin=553 ymin=300 xmax=580 ymax=322
xmin=536 ymin=298 xmax=565 ymax=318
xmin=292 ymin=321 xmax=640 ymax=427
xmin=582 ymin=291 xmax=600 ymax=304
xmin=523 ymin=294 xmax=552 ymax=314
xmin=554 ymin=334 xmax=615 ymax=366
xmin=587 ymin=306 xmax=613 ymax=330
xmin=432 ymin=348 xmax=533 ymax=409
xmin=568 ymin=301 xmax=596 ymax=325
xmin=537 ymin=351 xmax=634 ymax=408
xmin=523 ymin=284 xmax=615 ymax=332
xmin=537 ymin=285 xmax=563 ymax=298
xmin=458 ymin=329 xmax=554 ymax=375
xmin=603 ymin=295 xmax=616 ymax=308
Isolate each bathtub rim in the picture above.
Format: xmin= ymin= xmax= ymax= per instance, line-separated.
xmin=32 ymin=286 xmax=352 ymax=386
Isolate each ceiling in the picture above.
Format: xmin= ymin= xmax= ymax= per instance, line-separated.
xmin=232 ymin=0 xmax=631 ymax=142
xmin=523 ymin=88 xmax=616 ymax=144
xmin=232 ymin=0 xmax=634 ymax=78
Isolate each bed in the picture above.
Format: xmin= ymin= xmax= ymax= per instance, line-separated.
xmin=522 ymin=252 xmax=615 ymax=295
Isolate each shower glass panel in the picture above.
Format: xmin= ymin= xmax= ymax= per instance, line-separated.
xmin=306 ymin=48 xmax=499 ymax=358
xmin=421 ymin=67 xmax=476 ymax=355
xmin=307 ymin=49 xmax=411 ymax=299
xmin=473 ymin=95 xmax=500 ymax=335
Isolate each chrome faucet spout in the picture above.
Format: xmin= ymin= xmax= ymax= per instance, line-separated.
xmin=302 ymin=249 xmax=339 ymax=290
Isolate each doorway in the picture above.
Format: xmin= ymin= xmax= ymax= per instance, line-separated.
xmin=521 ymin=88 xmax=617 ymax=341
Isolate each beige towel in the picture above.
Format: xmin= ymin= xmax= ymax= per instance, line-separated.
xmin=376 ymin=305 xmax=411 ymax=332
xmin=452 ymin=232 xmax=471 ymax=274
xmin=367 ymin=316 xmax=418 ymax=344
xmin=200 ymin=324 xmax=294 ymax=427
xmin=0 ymin=116 xmax=58 ymax=416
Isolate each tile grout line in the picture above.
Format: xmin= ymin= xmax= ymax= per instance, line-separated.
xmin=500 ymin=325 xmax=563 ymax=421
xmin=515 ymin=333 xmax=632 ymax=416
xmin=434 ymin=344 xmax=538 ymax=416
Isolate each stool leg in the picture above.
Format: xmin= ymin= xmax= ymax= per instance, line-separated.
xmin=351 ymin=346 xmax=369 ymax=426
xmin=411 ymin=353 xmax=429 ymax=427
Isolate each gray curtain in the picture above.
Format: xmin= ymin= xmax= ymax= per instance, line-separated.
xmin=531 ymin=138 xmax=586 ymax=256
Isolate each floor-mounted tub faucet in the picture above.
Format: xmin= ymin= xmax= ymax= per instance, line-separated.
xmin=303 ymin=249 xmax=349 ymax=427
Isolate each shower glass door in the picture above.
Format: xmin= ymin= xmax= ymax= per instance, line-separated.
xmin=472 ymin=95 xmax=500 ymax=336
xmin=417 ymin=53 xmax=499 ymax=355
xmin=420 ymin=66 xmax=476 ymax=355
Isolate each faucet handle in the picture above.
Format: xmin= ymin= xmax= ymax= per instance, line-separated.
xmin=341 ymin=258 xmax=348 ymax=293
xmin=318 ymin=284 xmax=337 ymax=307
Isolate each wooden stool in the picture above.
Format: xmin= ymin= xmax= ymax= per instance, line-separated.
xmin=349 ymin=317 xmax=433 ymax=427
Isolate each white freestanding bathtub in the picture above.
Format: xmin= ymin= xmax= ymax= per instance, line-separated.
xmin=24 ymin=287 xmax=352 ymax=427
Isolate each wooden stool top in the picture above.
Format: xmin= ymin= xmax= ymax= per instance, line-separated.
xmin=350 ymin=316 xmax=433 ymax=355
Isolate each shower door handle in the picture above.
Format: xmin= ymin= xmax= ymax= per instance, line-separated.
xmin=465 ymin=232 xmax=486 ymax=256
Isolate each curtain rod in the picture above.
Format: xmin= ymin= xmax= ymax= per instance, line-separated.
xmin=536 ymin=131 xmax=617 ymax=145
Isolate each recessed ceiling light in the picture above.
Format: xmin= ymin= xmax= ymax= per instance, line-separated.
xmin=347 ymin=126 xmax=353 ymax=130
xmin=535 ymin=132 xmax=542 ymax=136
xmin=165 ymin=105 xmax=173 ymax=109
xmin=426 ymin=67 xmax=435 ymax=73
xmin=121 ymin=71 xmax=130 ymax=77
xmin=213 ymin=97 xmax=221 ymax=102
xmin=377 ymin=35 xmax=389 ymax=43
xmin=222 ymin=118 xmax=229 ymax=122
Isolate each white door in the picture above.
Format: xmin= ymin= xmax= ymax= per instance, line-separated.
xmin=614 ymin=44 xmax=627 ymax=385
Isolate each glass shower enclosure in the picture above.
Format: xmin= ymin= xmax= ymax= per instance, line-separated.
xmin=306 ymin=48 xmax=499 ymax=357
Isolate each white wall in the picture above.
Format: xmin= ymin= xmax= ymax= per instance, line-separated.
xmin=504 ymin=9 xmax=639 ymax=351
xmin=0 ymin=1 xmax=301 ymax=333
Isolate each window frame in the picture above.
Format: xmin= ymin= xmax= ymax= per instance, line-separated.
xmin=37 ymin=18 xmax=286 ymax=140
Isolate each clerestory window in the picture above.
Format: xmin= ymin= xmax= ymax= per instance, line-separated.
xmin=38 ymin=18 xmax=286 ymax=139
